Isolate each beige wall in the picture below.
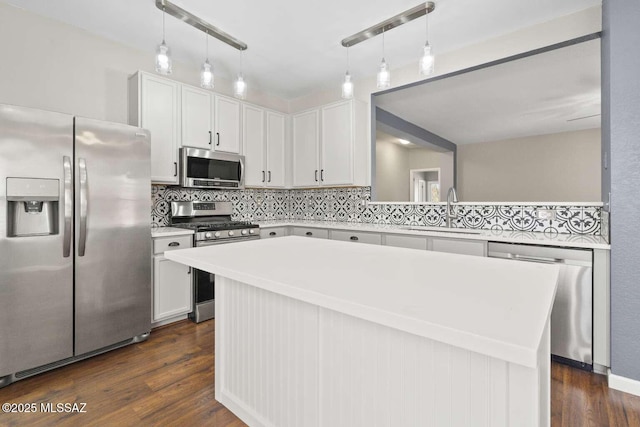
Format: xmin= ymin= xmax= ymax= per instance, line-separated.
xmin=0 ymin=2 xmax=288 ymax=124
xmin=376 ymin=141 xmax=454 ymax=202
xmin=457 ymin=128 xmax=601 ymax=202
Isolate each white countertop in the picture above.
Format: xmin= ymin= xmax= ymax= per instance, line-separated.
xmin=165 ymin=236 xmax=559 ymax=368
xmin=151 ymin=227 xmax=194 ymax=238
xmin=257 ymin=220 xmax=610 ymax=250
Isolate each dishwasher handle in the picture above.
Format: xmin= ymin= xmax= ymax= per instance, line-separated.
xmin=510 ymin=254 xmax=563 ymax=264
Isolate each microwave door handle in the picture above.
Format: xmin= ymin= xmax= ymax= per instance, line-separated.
xmin=238 ymin=158 xmax=244 ymax=184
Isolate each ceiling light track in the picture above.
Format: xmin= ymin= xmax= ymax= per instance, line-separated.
xmin=341 ymin=2 xmax=435 ymax=48
xmin=155 ymin=0 xmax=247 ymax=51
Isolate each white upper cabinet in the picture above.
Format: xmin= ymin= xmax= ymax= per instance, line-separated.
xmin=129 ymin=71 xmax=180 ymax=184
xmin=242 ymin=104 xmax=266 ymax=187
xmin=181 ymin=86 xmax=212 ymax=149
xmin=292 ymin=99 xmax=368 ymax=188
xmin=266 ymin=111 xmax=286 ymax=187
xmin=292 ymin=109 xmax=320 ymax=187
xmin=242 ymin=105 xmax=287 ymax=188
xmin=213 ymin=95 xmax=241 ymax=154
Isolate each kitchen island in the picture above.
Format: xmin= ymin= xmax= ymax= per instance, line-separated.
xmin=166 ymin=236 xmax=559 ymax=427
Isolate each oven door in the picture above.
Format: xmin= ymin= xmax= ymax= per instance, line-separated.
xmin=180 ymin=147 xmax=244 ymax=189
xmin=192 ymin=236 xmax=260 ymax=322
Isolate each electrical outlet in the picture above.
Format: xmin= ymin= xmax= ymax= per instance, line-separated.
xmin=536 ymin=209 xmax=556 ymax=220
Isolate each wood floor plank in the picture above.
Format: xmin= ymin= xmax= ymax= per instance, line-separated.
xmin=1 ymin=319 xmax=639 ymax=427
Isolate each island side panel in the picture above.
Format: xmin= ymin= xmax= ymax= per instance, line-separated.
xmin=216 ymin=277 xmax=320 ymax=427
xmin=216 ymin=276 xmax=549 ymax=427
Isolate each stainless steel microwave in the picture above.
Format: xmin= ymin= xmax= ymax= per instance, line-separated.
xmin=179 ymin=148 xmax=245 ymax=189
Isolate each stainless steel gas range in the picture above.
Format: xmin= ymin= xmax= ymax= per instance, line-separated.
xmin=170 ymin=201 xmax=260 ymax=323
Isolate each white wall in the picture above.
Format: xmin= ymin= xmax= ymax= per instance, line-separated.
xmin=0 ymin=2 xmax=288 ymax=124
xmin=376 ymin=139 xmax=409 ymax=202
xmin=457 ymin=128 xmax=601 ymax=202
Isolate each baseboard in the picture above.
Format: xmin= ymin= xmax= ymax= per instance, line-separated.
xmin=608 ymin=369 xmax=640 ymax=397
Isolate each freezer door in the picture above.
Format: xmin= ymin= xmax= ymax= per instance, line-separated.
xmin=0 ymin=104 xmax=74 ymax=376
xmin=74 ymin=117 xmax=151 ymax=355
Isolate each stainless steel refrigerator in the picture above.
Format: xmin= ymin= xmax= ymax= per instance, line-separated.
xmin=0 ymin=104 xmax=151 ymax=387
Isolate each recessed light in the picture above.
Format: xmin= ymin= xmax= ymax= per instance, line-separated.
xmin=398 ymin=139 xmax=410 ymax=145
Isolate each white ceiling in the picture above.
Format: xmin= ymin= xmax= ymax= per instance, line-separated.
xmin=4 ymin=0 xmax=601 ymax=99
xmin=376 ymin=38 xmax=601 ymax=145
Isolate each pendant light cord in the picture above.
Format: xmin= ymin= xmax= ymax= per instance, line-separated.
xmin=205 ymin=31 xmax=209 ymax=60
xmin=425 ymin=3 xmax=429 ymax=46
xmin=382 ymin=27 xmax=386 ymax=60
xmin=346 ymin=46 xmax=350 ymax=73
xmin=162 ymin=7 xmax=166 ymax=43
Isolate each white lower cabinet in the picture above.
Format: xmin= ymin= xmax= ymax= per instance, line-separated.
xmin=430 ymin=237 xmax=487 ymax=257
xmin=291 ymin=227 xmax=328 ymax=239
xmin=384 ymin=234 xmax=428 ymax=250
xmin=152 ymin=235 xmax=193 ymax=325
xmin=330 ymin=230 xmax=382 ymax=245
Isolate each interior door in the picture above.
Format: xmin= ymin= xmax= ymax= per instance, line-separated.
xmin=74 ymin=117 xmax=151 ymax=355
xmin=0 ymin=104 xmax=74 ymax=376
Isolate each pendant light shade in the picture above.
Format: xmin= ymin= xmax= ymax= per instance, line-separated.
xmin=155 ymin=8 xmax=172 ymax=75
xmin=419 ymin=43 xmax=434 ymax=76
xmin=377 ymin=58 xmax=390 ymax=89
xmin=342 ymin=72 xmax=354 ymax=99
xmin=234 ymin=74 xmax=247 ymax=99
xmin=201 ymin=59 xmax=214 ymax=89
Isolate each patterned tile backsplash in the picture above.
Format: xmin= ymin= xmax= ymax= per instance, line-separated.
xmin=152 ymin=185 xmax=602 ymax=235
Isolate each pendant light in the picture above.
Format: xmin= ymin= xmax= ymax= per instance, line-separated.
xmin=376 ymin=28 xmax=390 ymax=89
xmin=419 ymin=3 xmax=435 ymax=76
xmin=341 ymin=47 xmax=354 ymax=99
xmin=234 ymin=50 xmax=247 ymax=99
xmin=155 ymin=7 xmax=172 ymax=75
xmin=200 ymin=32 xmax=214 ymax=89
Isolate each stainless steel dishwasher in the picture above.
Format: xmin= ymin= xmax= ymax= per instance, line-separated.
xmin=488 ymin=242 xmax=593 ymax=369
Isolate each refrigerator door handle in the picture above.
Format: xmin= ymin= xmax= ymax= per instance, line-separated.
xmin=63 ymin=156 xmax=72 ymax=257
xmin=78 ymin=158 xmax=88 ymax=257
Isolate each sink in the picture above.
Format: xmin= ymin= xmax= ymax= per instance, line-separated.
xmin=402 ymin=226 xmax=483 ymax=235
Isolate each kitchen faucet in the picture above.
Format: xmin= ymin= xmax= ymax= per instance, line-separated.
xmin=446 ymin=187 xmax=458 ymax=227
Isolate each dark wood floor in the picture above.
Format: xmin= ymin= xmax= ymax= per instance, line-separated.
xmin=1 ymin=320 xmax=639 ymax=427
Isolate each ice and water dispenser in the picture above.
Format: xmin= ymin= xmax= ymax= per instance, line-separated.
xmin=6 ymin=178 xmax=59 ymax=237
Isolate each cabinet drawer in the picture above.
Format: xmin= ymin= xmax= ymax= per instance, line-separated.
xmin=331 ymin=230 xmax=381 ymax=245
xmin=260 ymin=227 xmax=288 ymax=238
xmin=291 ymin=227 xmax=329 ymax=239
xmin=385 ymin=234 xmax=428 ymax=250
xmin=153 ymin=235 xmax=193 ymax=255
xmin=430 ymin=237 xmax=486 ymax=257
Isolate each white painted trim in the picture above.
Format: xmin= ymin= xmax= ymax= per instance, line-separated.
xmin=608 ymin=369 xmax=640 ymax=397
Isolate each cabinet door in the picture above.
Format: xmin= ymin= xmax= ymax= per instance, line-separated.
xmin=153 ymin=256 xmax=192 ymax=322
xmin=330 ymin=230 xmax=381 ymax=245
xmin=214 ymin=95 xmax=241 ymax=153
xmin=321 ymin=101 xmax=353 ymax=186
xmin=140 ymin=74 xmax=180 ymax=184
xmin=385 ymin=234 xmax=428 ymax=250
xmin=291 ymin=227 xmax=328 ymax=239
xmin=430 ymin=237 xmax=487 ymax=257
xmin=243 ymin=104 xmax=266 ymax=187
xmin=292 ymin=110 xmax=320 ymax=187
xmin=266 ymin=111 xmax=286 ymax=187
xmin=181 ymin=86 xmax=212 ymax=149
xmin=260 ymin=227 xmax=288 ymax=238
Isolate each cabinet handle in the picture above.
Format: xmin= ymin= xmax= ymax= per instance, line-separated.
xmin=209 ymin=131 xmax=212 ymax=145
xmin=315 ymin=170 xmax=318 ymax=182
xmin=262 ymin=171 xmax=265 ymax=183
xmin=321 ymin=169 xmax=324 ymax=181
xmin=268 ymin=171 xmax=272 ymax=182
xmin=216 ymin=132 xmax=220 ymax=146
xmin=350 ymin=236 xmax=359 ymax=241
xmin=269 ymin=231 xmax=277 ymax=236
xmin=305 ymin=232 xmax=313 ymax=236
xmin=188 ymin=267 xmax=191 ymax=275
xmin=174 ymin=162 xmax=178 ymax=177
xmin=168 ymin=242 xmax=180 ymax=247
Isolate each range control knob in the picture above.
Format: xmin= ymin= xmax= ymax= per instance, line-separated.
xmin=204 ymin=232 xmax=212 ymax=239
xmin=214 ymin=232 xmax=221 ymax=238
xmin=249 ymin=229 xmax=255 ymax=235
xmin=241 ymin=230 xmax=248 ymax=235
xmin=228 ymin=230 xmax=235 ymax=237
